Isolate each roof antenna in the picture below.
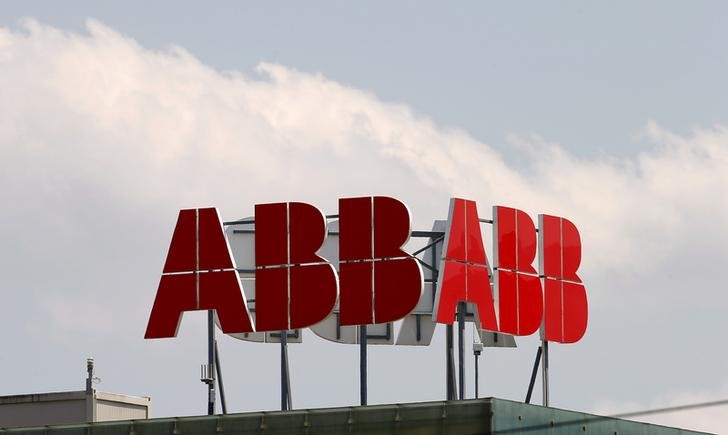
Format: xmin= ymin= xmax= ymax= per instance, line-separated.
xmin=86 ymin=357 xmax=101 ymax=394
xmin=86 ymin=358 xmax=94 ymax=394
xmin=472 ymin=324 xmax=483 ymax=399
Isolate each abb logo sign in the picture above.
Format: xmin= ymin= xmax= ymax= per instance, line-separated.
xmin=145 ymin=197 xmax=587 ymax=344
xmin=433 ymin=199 xmax=587 ymax=343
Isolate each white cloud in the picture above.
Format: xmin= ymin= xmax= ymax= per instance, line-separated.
xmin=1 ymin=19 xmax=727 ymax=431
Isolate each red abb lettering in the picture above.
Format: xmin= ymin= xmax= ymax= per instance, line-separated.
xmin=493 ymin=206 xmax=543 ymax=336
xmin=145 ymin=208 xmax=254 ymax=339
xmin=145 ymin=198 xmax=589 ymax=346
xmin=255 ymin=202 xmax=338 ymax=331
xmin=433 ymin=198 xmax=499 ymax=331
xmin=338 ymin=197 xmax=423 ymax=325
xmin=539 ymin=214 xmax=588 ymax=343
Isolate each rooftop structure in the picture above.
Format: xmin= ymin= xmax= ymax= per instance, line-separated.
xmin=0 ymin=398 xmax=707 ymax=434
xmin=0 ymin=390 xmax=151 ymax=428
xmin=0 ymin=359 xmax=150 ymax=428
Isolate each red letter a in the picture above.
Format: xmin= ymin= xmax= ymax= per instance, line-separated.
xmin=433 ymin=198 xmax=499 ymax=331
xmin=145 ymin=208 xmax=254 ymax=339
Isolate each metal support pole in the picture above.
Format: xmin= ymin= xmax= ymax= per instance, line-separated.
xmin=207 ymin=310 xmax=216 ymax=415
xmin=473 ymin=350 xmax=480 ymax=399
xmin=457 ymin=302 xmax=465 ymax=400
xmin=214 ymin=340 xmax=227 ymax=414
xmin=281 ymin=330 xmax=292 ymax=411
xmin=286 ymin=346 xmax=292 ymax=410
xmin=446 ymin=324 xmax=456 ymax=400
xmin=541 ymin=339 xmax=549 ymax=407
xmin=360 ymin=325 xmax=368 ymax=406
xmin=430 ymin=237 xmax=455 ymax=401
xmin=525 ymin=346 xmax=542 ymax=404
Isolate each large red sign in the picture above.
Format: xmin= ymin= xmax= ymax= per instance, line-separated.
xmin=145 ymin=197 xmax=587 ymax=344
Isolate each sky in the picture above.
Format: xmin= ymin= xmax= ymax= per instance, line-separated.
xmin=1 ymin=1 xmax=727 ymax=433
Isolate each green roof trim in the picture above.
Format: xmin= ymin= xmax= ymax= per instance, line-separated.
xmin=1 ymin=398 xmax=709 ymax=435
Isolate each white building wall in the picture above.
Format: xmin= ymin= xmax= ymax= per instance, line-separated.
xmin=95 ymin=400 xmax=149 ymax=421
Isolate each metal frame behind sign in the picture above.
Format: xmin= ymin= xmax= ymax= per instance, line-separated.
xmin=221 ymin=216 xmax=517 ymax=409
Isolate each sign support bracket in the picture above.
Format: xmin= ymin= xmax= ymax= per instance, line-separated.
xmin=214 ymin=339 xmax=227 ymax=414
xmin=446 ymin=325 xmax=457 ymax=400
xmin=207 ymin=310 xmax=216 ymax=415
xmin=525 ymin=345 xmax=542 ymax=404
xmin=457 ymin=302 xmax=466 ymax=400
xmin=281 ymin=331 xmax=292 ymax=410
xmin=360 ymin=325 xmax=368 ymax=406
xmin=541 ymin=339 xmax=549 ymax=406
